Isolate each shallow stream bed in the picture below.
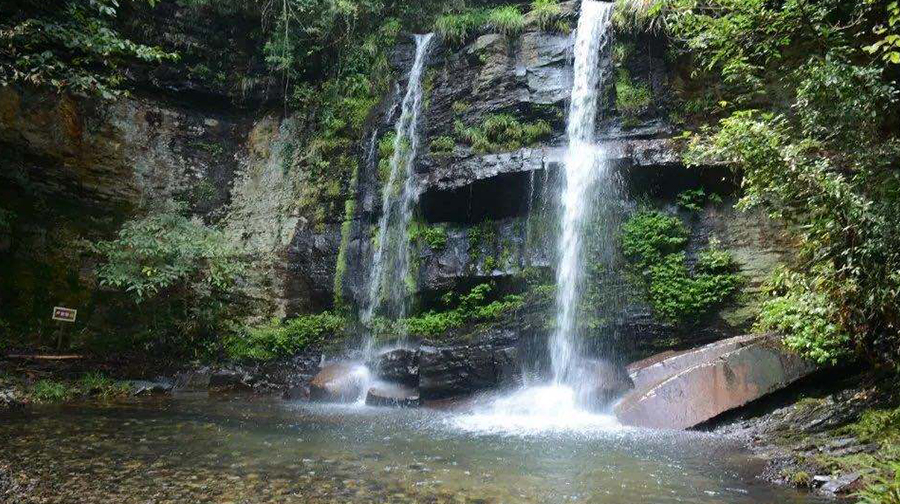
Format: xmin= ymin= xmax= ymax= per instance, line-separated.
xmin=0 ymin=397 xmax=824 ymax=503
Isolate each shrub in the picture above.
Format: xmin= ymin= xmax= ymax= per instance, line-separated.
xmin=78 ymin=372 xmax=131 ymax=398
xmin=382 ymin=283 xmax=525 ymax=338
xmin=225 ymin=312 xmax=346 ymax=361
xmin=621 ymin=210 xmax=740 ymax=325
xmin=435 ymin=10 xmax=488 ymax=45
xmin=89 ymin=201 xmax=246 ymax=353
xmin=615 ymin=69 xmax=653 ymax=118
xmin=455 ymin=114 xmax=552 ymax=153
xmin=647 ymin=252 xmax=741 ymax=323
xmin=756 ymin=269 xmax=853 ymax=366
xmin=611 ymin=0 xmax=665 ymax=34
xmin=410 ymin=222 xmax=448 ymax=250
xmin=856 ymin=462 xmax=900 ymax=504
xmin=621 ymin=210 xmax=689 ymax=270
xmin=31 ymin=380 xmax=72 ymax=403
xmin=487 ymin=6 xmax=526 ymax=36
xmin=529 ymin=0 xmax=562 ymax=30
xmin=430 ymin=135 xmax=456 ymax=155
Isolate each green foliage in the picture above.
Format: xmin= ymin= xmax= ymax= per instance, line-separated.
xmin=30 ymin=380 xmax=73 ymax=403
xmin=853 ymin=406 xmax=900 ymax=444
xmin=225 ymin=313 xmax=346 ymax=361
xmin=89 ymin=202 xmax=246 ymax=352
xmin=621 ymin=210 xmax=688 ymax=270
xmin=646 ymin=251 xmax=741 ymax=323
xmin=621 ymin=210 xmax=740 ymax=324
xmin=77 ymin=372 xmax=131 ymax=398
xmin=529 ymin=0 xmax=562 ymax=30
xmin=864 ymin=1 xmax=900 ymax=65
xmin=455 ymin=114 xmax=552 ymax=154
xmin=676 ymin=188 xmax=721 ymax=212
xmin=0 ymin=0 xmax=177 ymax=98
xmin=615 ymin=70 xmax=653 ymax=119
xmin=612 ymin=0 xmax=665 ymax=34
xmin=91 ymin=202 xmax=243 ymax=302
xmin=756 ymin=270 xmax=853 ymax=366
xmin=430 ymin=135 xmax=456 ymax=156
xmin=435 ymin=10 xmax=489 ymax=45
xmin=409 ymin=222 xmax=448 ymax=251
xmin=667 ymin=0 xmax=900 ymax=365
xmin=856 ymin=462 xmax=900 ymax=504
xmin=382 ymin=283 xmax=524 ymax=338
xmin=486 ymin=6 xmax=526 ymax=36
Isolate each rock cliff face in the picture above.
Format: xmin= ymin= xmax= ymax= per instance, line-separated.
xmin=0 ymin=2 xmax=793 ymax=360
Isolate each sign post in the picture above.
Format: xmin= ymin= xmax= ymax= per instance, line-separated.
xmin=51 ymin=307 xmax=77 ymax=350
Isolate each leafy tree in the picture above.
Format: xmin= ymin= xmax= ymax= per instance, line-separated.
xmin=664 ymin=0 xmax=900 ymax=365
xmin=89 ymin=202 xmax=245 ymax=352
xmin=0 ymin=0 xmax=177 ymax=98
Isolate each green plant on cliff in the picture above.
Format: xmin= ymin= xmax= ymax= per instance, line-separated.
xmin=529 ymin=0 xmax=562 ymax=30
xmin=615 ymin=69 xmax=653 ymax=121
xmin=0 ymin=0 xmax=177 ymax=98
xmin=409 ymin=222 xmax=448 ymax=251
xmin=622 ymin=210 xmax=740 ymax=324
xmin=455 ymin=114 xmax=552 ymax=154
xmin=90 ymin=201 xmax=245 ymax=351
xmin=487 ymin=6 xmax=526 ymax=37
xmin=376 ymin=283 xmax=524 ymax=338
xmin=857 ymin=461 xmax=900 ymax=504
xmin=225 ymin=312 xmax=345 ymax=361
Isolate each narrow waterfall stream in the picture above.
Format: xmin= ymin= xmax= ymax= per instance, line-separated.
xmin=362 ymin=33 xmax=434 ymax=349
xmin=450 ymin=1 xmax=619 ymax=434
xmin=551 ymin=0 xmax=614 ymax=386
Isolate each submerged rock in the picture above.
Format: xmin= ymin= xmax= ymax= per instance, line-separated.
xmin=365 ymin=384 xmax=421 ymax=408
xmin=309 ymin=362 xmax=369 ymax=403
xmin=615 ymin=334 xmax=817 ymax=429
xmin=367 ymin=348 xmax=419 ymax=387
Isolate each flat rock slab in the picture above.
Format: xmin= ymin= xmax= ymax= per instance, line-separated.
xmin=615 ymin=334 xmax=817 ymax=430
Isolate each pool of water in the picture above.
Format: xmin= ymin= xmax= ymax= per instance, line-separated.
xmin=0 ymin=396 xmax=823 ymax=503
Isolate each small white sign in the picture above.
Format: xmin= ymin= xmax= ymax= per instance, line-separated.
xmin=52 ymin=307 xmax=77 ymax=323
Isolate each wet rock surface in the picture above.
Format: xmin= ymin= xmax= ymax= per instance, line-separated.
xmin=708 ymin=369 xmax=894 ymax=497
xmin=419 ymin=330 xmax=521 ymax=400
xmin=367 ymin=349 xmax=419 ymax=388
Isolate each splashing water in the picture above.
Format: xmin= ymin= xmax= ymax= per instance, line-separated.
xmin=450 ymin=1 xmax=617 ymax=434
xmin=362 ymin=34 xmax=434 ymax=355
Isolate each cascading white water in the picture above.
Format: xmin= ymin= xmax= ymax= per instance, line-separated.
xmin=362 ymin=34 xmax=434 ymax=345
xmin=551 ymin=0 xmax=614 ymax=387
xmin=451 ymin=1 xmax=618 ymax=433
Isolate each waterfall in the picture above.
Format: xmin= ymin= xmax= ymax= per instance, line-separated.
xmin=450 ymin=2 xmax=619 ymax=433
xmin=362 ymin=34 xmax=434 ymax=348
xmin=551 ymin=1 xmax=614 ymax=386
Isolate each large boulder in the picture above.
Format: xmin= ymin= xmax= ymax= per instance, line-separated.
xmin=309 ymin=362 xmax=369 ymax=403
xmin=367 ymin=348 xmax=419 ymax=387
xmin=615 ymin=334 xmax=818 ymax=430
xmin=365 ymin=384 xmax=421 ymax=408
